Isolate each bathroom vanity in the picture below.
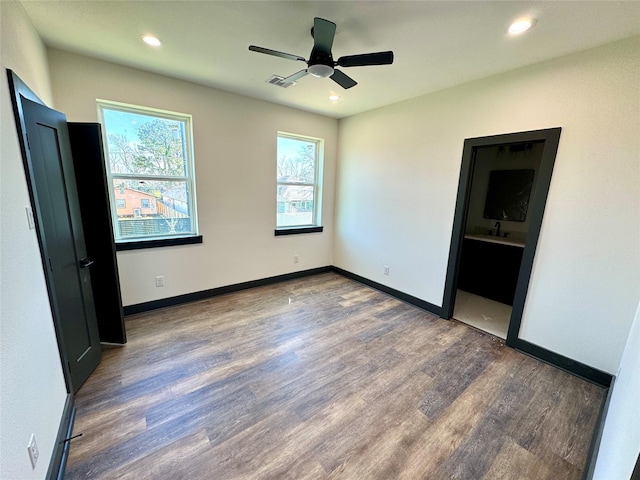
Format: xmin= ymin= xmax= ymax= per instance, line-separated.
xmin=457 ymin=234 xmax=525 ymax=306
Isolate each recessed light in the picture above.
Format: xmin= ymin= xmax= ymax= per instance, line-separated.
xmin=141 ymin=34 xmax=162 ymax=47
xmin=508 ymin=18 xmax=536 ymax=35
xmin=328 ymin=94 xmax=340 ymax=101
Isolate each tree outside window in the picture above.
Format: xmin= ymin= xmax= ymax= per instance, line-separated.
xmin=98 ymin=101 xmax=198 ymax=242
xmin=276 ymin=133 xmax=323 ymax=228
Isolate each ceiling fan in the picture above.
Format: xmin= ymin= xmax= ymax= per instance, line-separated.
xmin=249 ymin=17 xmax=394 ymax=89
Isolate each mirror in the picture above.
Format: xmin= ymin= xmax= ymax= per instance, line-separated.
xmin=483 ymin=169 xmax=534 ymax=222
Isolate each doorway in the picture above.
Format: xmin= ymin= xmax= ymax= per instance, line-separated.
xmin=442 ymin=128 xmax=562 ymax=346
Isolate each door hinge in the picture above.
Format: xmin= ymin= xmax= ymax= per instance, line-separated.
xmin=25 ymin=133 xmax=30 ymax=151
xmin=48 ymin=257 xmax=53 ymax=271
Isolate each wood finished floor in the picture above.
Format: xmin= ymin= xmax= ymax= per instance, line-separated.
xmin=66 ymin=273 xmax=605 ymax=479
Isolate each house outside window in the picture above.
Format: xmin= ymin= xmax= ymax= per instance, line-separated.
xmin=97 ymin=100 xmax=198 ymax=243
xmin=276 ymin=133 xmax=323 ymax=230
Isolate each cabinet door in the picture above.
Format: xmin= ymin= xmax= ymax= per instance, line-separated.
xmin=458 ymin=239 xmax=523 ymax=306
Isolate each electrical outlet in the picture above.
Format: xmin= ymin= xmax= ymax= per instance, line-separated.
xmin=293 ymin=255 xmax=299 ymax=264
xmin=27 ymin=434 xmax=39 ymax=469
xmin=383 ymin=265 xmax=390 ymax=275
xmin=155 ymin=276 xmax=165 ymax=287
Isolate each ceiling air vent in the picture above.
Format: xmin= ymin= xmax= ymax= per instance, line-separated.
xmin=266 ymin=75 xmax=296 ymax=88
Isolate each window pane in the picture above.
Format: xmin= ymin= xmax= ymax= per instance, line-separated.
xmin=102 ymin=109 xmax=187 ymax=177
xmin=112 ymin=179 xmax=193 ymax=239
xmin=277 ymin=136 xmax=316 ymax=184
xmin=277 ymin=185 xmax=314 ymax=227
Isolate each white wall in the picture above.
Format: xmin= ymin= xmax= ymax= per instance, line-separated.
xmin=593 ymin=300 xmax=640 ymax=479
xmin=335 ymin=36 xmax=640 ymax=374
xmin=47 ymin=50 xmax=338 ymax=307
xmin=0 ymin=2 xmax=69 ymax=479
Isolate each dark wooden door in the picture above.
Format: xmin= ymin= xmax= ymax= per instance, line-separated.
xmin=21 ymin=96 xmax=101 ymax=393
xmin=68 ymin=123 xmax=126 ymax=344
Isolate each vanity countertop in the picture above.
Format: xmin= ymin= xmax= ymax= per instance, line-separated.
xmin=464 ymin=233 xmax=525 ymax=248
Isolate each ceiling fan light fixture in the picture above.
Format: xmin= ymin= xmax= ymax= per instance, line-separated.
xmin=308 ymin=64 xmax=334 ymax=78
xmin=141 ymin=34 xmax=162 ymax=47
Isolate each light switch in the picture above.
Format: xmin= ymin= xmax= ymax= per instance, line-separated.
xmin=26 ymin=206 xmax=35 ymax=230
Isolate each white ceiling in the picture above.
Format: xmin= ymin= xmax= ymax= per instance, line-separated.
xmin=20 ymin=0 xmax=640 ymax=119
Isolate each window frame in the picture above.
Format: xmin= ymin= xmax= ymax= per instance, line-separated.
xmin=275 ymin=132 xmax=324 ymax=235
xmin=97 ymin=99 xmax=200 ymax=249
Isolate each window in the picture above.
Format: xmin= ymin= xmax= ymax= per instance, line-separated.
xmin=276 ymin=133 xmax=323 ymax=233
xmin=98 ymin=100 xmax=199 ymax=246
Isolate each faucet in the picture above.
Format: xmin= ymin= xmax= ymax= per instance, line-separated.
xmin=494 ymin=221 xmax=501 ymax=237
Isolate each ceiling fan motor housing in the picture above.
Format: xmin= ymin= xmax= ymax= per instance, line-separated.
xmin=308 ymin=50 xmax=335 ymax=78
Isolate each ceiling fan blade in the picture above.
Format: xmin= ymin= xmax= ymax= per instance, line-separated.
xmin=283 ymin=69 xmax=309 ymax=83
xmin=336 ymin=51 xmax=394 ymax=67
xmin=313 ymin=17 xmax=336 ymax=54
xmin=330 ymin=69 xmax=357 ymax=89
xmin=249 ymin=45 xmax=306 ymax=62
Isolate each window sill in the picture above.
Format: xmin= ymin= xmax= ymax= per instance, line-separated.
xmin=116 ymin=235 xmax=203 ymax=251
xmin=275 ymin=226 xmax=323 ymax=236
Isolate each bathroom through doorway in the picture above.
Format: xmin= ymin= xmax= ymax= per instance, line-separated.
xmin=442 ymin=128 xmax=561 ymax=346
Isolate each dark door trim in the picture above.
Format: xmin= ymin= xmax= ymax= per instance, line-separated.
xmin=442 ymin=127 xmax=562 ymax=344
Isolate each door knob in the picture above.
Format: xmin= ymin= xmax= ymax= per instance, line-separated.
xmin=79 ymin=258 xmax=94 ymax=268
